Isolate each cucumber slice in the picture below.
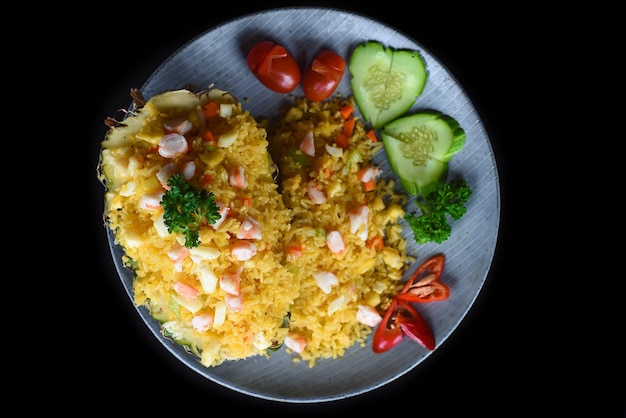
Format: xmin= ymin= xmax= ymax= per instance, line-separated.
xmin=381 ymin=110 xmax=466 ymax=196
xmin=349 ymin=41 xmax=427 ymax=128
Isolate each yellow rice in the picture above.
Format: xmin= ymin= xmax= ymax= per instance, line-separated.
xmin=99 ymin=88 xmax=411 ymax=368
xmin=269 ymin=96 xmax=410 ymax=366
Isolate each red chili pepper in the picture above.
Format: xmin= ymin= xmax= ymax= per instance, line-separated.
xmin=397 ymin=253 xmax=450 ymax=303
xmin=396 ymin=300 xmax=435 ymax=351
xmin=372 ymin=299 xmax=403 ymax=353
xmin=372 ymin=254 xmax=451 ymax=354
xmin=372 ymin=298 xmax=436 ymax=353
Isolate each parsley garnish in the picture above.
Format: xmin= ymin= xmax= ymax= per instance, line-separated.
xmin=404 ymin=179 xmax=472 ymax=245
xmin=161 ymin=174 xmax=220 ymax=248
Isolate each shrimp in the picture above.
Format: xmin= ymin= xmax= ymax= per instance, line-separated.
xmin=231 ymin=241 xmax=257 ymax=261
xmin=181 ymin=161 xmax=196 ymax=180
xmin=306 ymin=180 xmax=327 ymax=204
xmin=191 ymin=312 xmax=214 ymax=332
xmin=326 ymin=230 xmax=346 ymax=254
xmin=299 ymin=130 xmax=315 ymax=156
xmin=158 ymin=133 xmax=189 ymax=158
xmin=163 ymin=117 xmax=193 ymax=135
xmin=168 ymin=243 xmax=189 ymax=272
xmin=173 ymin=281 xmax=200 ymax=300
xmin=211 ymin=202 xmax=230 ymax=230
xmin=139 ymin=191 xmax=164 ymax=210
xmin=225 ymin=294 xmax=244 ymax=312
xmin=356 ymin=305 xmax=382 ymax=327
xmin=357 ymin=165 xmax=382 ymax=183
xmin=156 ymin=163 xmax=177 ymax=189
xmin=229 ymin=166 xmax=248 ymax=189
xmin=284 ymin=332 xmax=307 ymax=353
xmin=220 ymin=268 xmax=242 ymax=296
xmin=312 ymin=271 xmax=338 ymax=294
xmin=168 ymin=243 xmax=189 ymax=263
xmin=348 ymin=204 xmax=369 ymax=241
xmin=236 ymin=216 xmax=262 ymax=240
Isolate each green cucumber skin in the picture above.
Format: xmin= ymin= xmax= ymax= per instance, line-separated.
xmin=349 ymin=41 xmax=427 ymax=128
xmin=381 ymin=111 xmax=465 ymax=196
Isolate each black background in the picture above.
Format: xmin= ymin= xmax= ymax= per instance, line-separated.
xmin=71 ymin=2 xmax=620 ymax=415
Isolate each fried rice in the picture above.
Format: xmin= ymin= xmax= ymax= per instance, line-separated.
xmin=99 ymin=88 xmax=411 ymax=368
xmin=268 ymin=96 xmax=411 ymax=366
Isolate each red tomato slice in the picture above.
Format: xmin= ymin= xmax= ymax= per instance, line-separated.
xmin=302 ymin=49 xmax=346 ymax=102
xmin=247 ymin=41 xmax=301 ymax=93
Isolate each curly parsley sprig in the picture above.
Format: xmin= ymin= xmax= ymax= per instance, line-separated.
xmin=404 ymin=179 xmax=472 ymax=245
xmin=161 ymin=174 xmax=221 ymax=248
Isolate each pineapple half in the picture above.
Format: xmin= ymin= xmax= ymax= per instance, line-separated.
xmin=98 ymin=88 xmax=298 ymax=367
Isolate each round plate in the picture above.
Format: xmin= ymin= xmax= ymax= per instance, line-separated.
xmin=106 ymin=6 xmax=500 ymax=403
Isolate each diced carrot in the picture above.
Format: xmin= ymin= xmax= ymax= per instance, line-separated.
xmin=321 ymin=165 xmax=334 ymax=178
xmin=203 ymin=130 xmax=216 ymax=144
xmin=340 ymin=104 xmax=354 ymax=119
xmin=202 ymin=173 xmax=213 ymax=184
xmin=287 ymin=242 xmax=304 ymax=258
xmin=365 ymin=129 xmax=378 ymax=142
xmin=202 ymin=102 xmax=220 ymax=119
xmin=366 ymin=236 xmax=384 ymax=251
xmin=363 ymin=180 xmax=376 ymax=191
xmin=241 ymin=196 xmax=252 ymax=208
xmin=335 ymin=133 xmax=350 ymax=148
xmin=342 ymin=118 xmax=356 ymax=137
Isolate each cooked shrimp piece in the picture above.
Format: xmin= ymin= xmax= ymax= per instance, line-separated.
xmin=306 ymin=180 xmax=327 ymax=204
xmin=181 ymin=161 xmax=196 ymax=180
xmin=225 ymin=293 xmax=244 ymax=312
xmin=284 ymin=332 xmax=307 ymax=353
xmin=139 ymin=191 xmax=164 ymax=210
xmin=211 ymin=202 xmax=230 ymax=230
xmin=156 ymin=163 xmax=177 ymax=189
xmin=348 ymin=204 xmax=370 ymax=241
xmin=236 ymin=216 xmax=262 ymax=240
xmin=163 ymin=117 xmax=193 ymax=135
xmin=191 ymin=312 xmax=214 ymax=332
xmin=231 ymin=241 xmax=257 ymax=261
xmin=299 ymin=130 xmax=315 ymax=156
xmin=168 ymin=243 xmax=189 ymax=271
xmin=158 ymin=133 xmax=188 ymax=158
xmin=229 ymin=166 xmax=248 ymax=189
xmin=356 ymin=305 xmax=382 ymax=327
xmin=168 ymin=243 xmax=189 ymax=263
xmin=357 ymin=165 xmax=382 ymax=183
xmin=326 ymin=230 xmax=346 ymax=254
xmin=312 ymin=270 xmax=338 ymax=294
xmin=173 ymin=281 xmax=200 ymax=300
xmin=220 ymin=269 xmax=241 ymax=295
